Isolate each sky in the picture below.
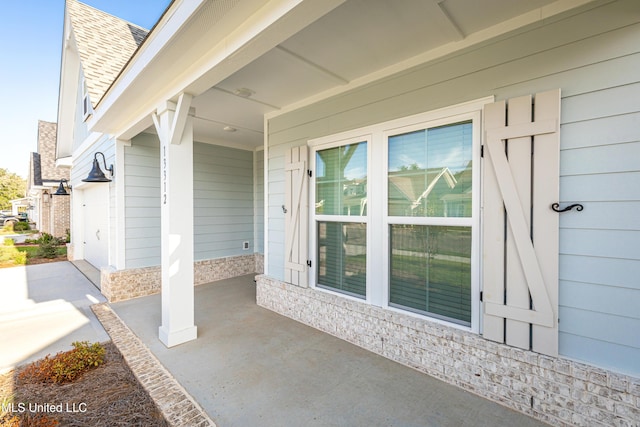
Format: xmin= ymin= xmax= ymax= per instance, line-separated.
xmin=0 ymin=0 xmax=171 ymax=179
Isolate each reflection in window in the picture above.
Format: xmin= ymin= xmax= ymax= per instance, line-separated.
xmin=388 ymin=122 xmax=472 ymax=217
xmin=316 ymin=142 xmax=367 ymax=216
xmin=318 ymin=222 xmax=366 ymax=298
xmin=389 ymin=225 xmax=471 ymax=325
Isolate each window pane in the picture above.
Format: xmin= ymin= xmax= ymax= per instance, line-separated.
xmin=317 ymin=221 xmax=366 ymax=297
xmin=389 ymin=225 xmax=471 ymax=325
xmin=316 ymin=142 xmax=367 ymax=216
xmin=388 ymin=122 xmax=472 ymax=217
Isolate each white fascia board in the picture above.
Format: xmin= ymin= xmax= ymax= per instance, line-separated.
xmin=265 ymin=0 xmax=600 ymax=120
xmin=90 ymin=0 xmax=346 ymax=139
xmin=55 ymin=157 xmax=73 ymax=168
xmin=56 ymin=12 xmax=80 ymax=159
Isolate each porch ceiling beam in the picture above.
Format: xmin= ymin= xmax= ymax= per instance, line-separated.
xmin=274 ymin=45 xmax=349 ymax=85
xmin=432 ymin=1 xmax=465 ymax=41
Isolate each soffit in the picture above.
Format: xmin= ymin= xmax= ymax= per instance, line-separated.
xmin=188 ymin=0 xmax=560 ymax=147
xmin=95 ymin=0 xmax=593 ymax=148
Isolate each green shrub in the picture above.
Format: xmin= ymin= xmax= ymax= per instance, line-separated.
xmin=0 ymin=245 xmax=27 ymax=266
xmin=13 ymin=222 xmax=30 ymax=232
xmin=36 ymin=233 xmax=64 ymax=258
xmin=37 ymin=240 xmax=59 ymax=259
xmin=2 ymin=222 xmax=13 ymax=233
xmin=19 ymin=341 xmax=106 ymax=384
xmin=3 ymin=238 xmax=13 ymax=246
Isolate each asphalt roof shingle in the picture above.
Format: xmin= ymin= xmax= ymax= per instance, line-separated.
xmin=67 ymin=0 xmax=148 ymax=108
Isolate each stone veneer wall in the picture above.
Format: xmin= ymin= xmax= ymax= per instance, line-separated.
xmin=51 ymin=196 xmax=70 ymax=239
xmin=256 ymin=275 xmax=640 ymax=427
xmin=101 ymin=253 xmax=263 ymax=302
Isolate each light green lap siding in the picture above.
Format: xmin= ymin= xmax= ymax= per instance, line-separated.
xmin=193 ymin=143 xmax=254 ymax=260
xmin=123 ymin=134 xmax=161 ymax=268
xmin=266 ymin=0 xmax=640 ymax=375
xmin=124 ymin=135 xmax=254 ymax=267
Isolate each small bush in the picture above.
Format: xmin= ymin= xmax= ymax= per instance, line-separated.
xmin=13 ymin=222 xmax=30 ymax=232
xmin=19 ymin=342 xmax=106 ymax=384
xmin=37 ymin=233 xmax=60 ymax=245
xmin=37 ymin=241 xmax=59 ymax=259
xmin=36 ymin=233 xmax=64 ymax=259
xmin=2 ymin=222 xmax=13 ymax=233
xmin=24 ymin=238 xmax=38 ymax=244
xmin=3 ymin=238 xmax=13 ymax=246
xmin=0 ymin=244 xmax=26 ymax=266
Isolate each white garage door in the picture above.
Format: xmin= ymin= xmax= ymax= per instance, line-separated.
xmin=82 ymin=185 xmax=109 ymax=269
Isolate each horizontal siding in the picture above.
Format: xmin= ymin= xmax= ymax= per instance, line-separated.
xmin=124 ymin=134 xmax=161 ymax=267
xmin=559 ymin=332 xmax=640 ymax=376
xmin=559 ymin=201 xmax=640 ymax=231
xmin=561 ymin=141 xmax=640 ymax=176
xmin=194 ymin=143 xmax=253 ymax=260
xmin=560 ymin=229 xmax=640 ymax=260
xmin=560 ymin=172 xmax=640 ymax=201
xmin=560 ymin=254 xmax=640 ymax=291
xmin=124 ymin=135 xmax=255 ymax=266
xmin=266 ymin=0 xmax=640 ymax=375
xmin=560 ymin=280 xmax=639 ymax=319
xmin=561 ymin=112 xmax=640 ymax=150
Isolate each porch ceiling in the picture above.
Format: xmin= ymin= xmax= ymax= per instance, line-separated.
xmin=124 ymin=0 xmax=584 ymax=148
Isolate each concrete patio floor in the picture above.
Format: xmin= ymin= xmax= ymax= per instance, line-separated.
xmin=112 ymin=275 xmax=549 ymax=427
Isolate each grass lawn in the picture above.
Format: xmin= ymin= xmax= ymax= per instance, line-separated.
xmin=0 ymin=243 xmax=67 ymax=268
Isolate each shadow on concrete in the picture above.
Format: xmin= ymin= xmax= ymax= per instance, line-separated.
xmin=0 ymin=262 xmax=108 ymax=372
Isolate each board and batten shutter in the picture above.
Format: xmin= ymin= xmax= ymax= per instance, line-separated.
xmin=482 ymin=89 xmax=560 ymax=357
xmin=284 ymin=146 xmax=309 ymax=287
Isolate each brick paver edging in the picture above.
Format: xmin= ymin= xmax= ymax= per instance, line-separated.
xmin=92 ymin=303 xmax=216 ymax=427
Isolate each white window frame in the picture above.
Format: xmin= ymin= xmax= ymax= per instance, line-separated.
xmin=309 ymin=133 xmax=373 ymax=303
xmin=308 ymin=97 xmax=492 ymax=332
xmin=82 ymin=76 xmax=92 ymax=120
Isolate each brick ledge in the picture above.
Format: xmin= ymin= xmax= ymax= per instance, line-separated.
xmin=91 ymin=303 xmax=216 ymax=427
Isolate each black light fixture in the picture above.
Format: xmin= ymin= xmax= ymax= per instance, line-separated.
xmin=82 ymin=152 xmax=113 ymax=182
xmin=53 ymin=179 xmax=71 ymax=196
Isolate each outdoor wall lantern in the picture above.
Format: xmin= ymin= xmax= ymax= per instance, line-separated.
xmin=82 ymin=152 xmax=114 ymax=182
xmin=53 ymin=179 xmax=71 ymax=196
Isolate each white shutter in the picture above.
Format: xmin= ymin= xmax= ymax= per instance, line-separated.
xmin=482 ymin=89 xmax=560 ymax=356
xmin=284 ymin=146 xmax=309 ymax=287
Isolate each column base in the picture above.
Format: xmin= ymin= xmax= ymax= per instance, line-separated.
xmin=158 ymin=325 xmax=197 ymax=348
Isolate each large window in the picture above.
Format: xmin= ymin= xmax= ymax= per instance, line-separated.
xmin=387 ymin=121 xmax=473 ymax=326
xmin=315 ymin=141 xmax=368 ymax=297
xmin=310 ymin=101 xmax=483 ymax=330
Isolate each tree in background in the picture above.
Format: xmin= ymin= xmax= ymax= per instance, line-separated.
xmin=0 ymin=168 xmax=26 ymax=210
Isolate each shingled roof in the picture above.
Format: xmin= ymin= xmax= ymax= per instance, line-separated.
xmin=29 ymin=121 xmax=70 ymax=189
xmin=67 ymin=0 xmax=148 ymax=108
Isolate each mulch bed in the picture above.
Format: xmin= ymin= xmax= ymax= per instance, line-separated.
xmin=0 ymin=342 xmax=169 ymax=426
xmin=25 ymin=255 xmax=67 ymax=265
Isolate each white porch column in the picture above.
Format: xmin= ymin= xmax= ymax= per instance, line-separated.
xmin=152 ymin=94 xmax=197 ymax=347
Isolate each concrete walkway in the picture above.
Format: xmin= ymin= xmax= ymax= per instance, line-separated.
xmin=0 ymin=261 xmax=108 ymax=373
xmin=112 ymin=275 xmax=550 ymax=427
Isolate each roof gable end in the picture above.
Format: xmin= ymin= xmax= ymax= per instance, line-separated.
xmin=67 ymin=0 xmax=148 ymax=108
